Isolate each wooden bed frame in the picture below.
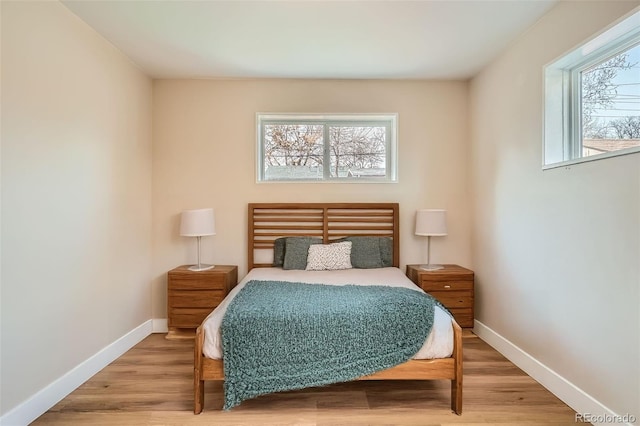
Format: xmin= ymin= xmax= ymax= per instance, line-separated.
xmin=194 ymin=203 xmax=463 ymax=414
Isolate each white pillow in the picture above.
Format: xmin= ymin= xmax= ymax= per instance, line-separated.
xmin=305 ymin=241 xmax=353 ymax=271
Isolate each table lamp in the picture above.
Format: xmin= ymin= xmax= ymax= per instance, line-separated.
xmin=415 ymin=209 xmax=447 ymax=271
xmin=180 ymin=208 xmax=216 ymax=271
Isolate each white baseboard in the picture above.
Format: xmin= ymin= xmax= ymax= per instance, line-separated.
xmin=0 ymin=320 xmax=153 ymax=426
xmin=473 ymin=320 xmax=635 ymax=426
xmin=152 ymin=318 xmax=168 ymax=333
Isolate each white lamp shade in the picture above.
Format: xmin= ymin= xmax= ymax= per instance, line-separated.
xmin=415 ymin=209 xmax=447 ymax=236
xmin=180 ymin=208 xmax=216 ymax=237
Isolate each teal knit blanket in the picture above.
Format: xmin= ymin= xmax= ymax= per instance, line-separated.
xmin=221 ymin=280 xmax=436 ymax=409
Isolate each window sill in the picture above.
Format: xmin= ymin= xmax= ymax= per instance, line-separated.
xmin=543 ymin=146 xmax=640 ymax=170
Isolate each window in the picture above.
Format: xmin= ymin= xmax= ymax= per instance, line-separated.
xmin=257 ymin=114 xmax=397 ymax=182
xmin=543 ymin=10 xmax=640 ymax=168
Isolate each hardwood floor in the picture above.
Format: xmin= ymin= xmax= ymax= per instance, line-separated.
xmin=33 ymin=331 xmax=578 ymax=425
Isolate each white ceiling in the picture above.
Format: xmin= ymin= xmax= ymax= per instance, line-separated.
xmin=62 ymin=0 xmax=558 ymax=80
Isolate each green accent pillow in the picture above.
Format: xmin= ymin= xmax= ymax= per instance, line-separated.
xmin=272 ymin=237 xmax=287 ymax=267
xmin=344 ymin=236 xmax=383 ymax=268
xmin=379 ymin=237 xmax=394 ymax=267
xmin=282 ymin=237 xmax=322 ymax=270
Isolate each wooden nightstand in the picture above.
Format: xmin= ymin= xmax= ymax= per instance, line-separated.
xmin=406 ymin=264 xmax=475 ymax=328
xmin=166 ymin=265 xmax=238 ymax=340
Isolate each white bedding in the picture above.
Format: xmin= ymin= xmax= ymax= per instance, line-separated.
xmin=202 ymin=267 xmax=454 ymax=360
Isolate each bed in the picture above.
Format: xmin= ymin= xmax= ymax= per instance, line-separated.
xmin=193 ymin=203 xmax=463 ymax=414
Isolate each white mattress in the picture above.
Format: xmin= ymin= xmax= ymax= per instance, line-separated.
xmin=202 ymin=267 xmax=454 ymax=360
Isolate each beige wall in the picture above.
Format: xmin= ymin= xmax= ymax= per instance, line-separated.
xmin=1 ymin=1 xmax=153 ymax=415
xmin=152 ymin=79 xmax=471 ymax=318
xmin=469 ymin=0 xmax=639 ymax=420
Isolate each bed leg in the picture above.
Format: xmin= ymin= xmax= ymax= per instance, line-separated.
xmin=194 ymin=326 xmax=205 ymax=414
xmin=451 ymin=377 xmax=462 ymax=415
xmin=451 ymin=320 xmax=463 ymax=415
xmin=195 ymin=376 xmax=204 ymax=414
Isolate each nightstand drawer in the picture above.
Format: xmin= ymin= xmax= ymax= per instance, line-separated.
xmin=429 ymin=291 xmax=473 ymax=308
xmin=448 ymin=308 xmax=474 ymax=328
xmin=169 ymin=275 xmax=225 ymax=290
xmin=169 ymin=308 xmax=213 ymax=328
xmin=169 ymin=290 xmax=224 ymax=308
xmin=420 ymin=280 xmax=473 ymax=291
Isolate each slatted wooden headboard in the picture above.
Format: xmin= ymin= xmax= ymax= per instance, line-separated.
xmin=248 ymin=203 xmax=399 ymax=270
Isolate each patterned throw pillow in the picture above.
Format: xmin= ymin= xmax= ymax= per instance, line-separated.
xmin=305 ymin=242 xmax=353 ymax=271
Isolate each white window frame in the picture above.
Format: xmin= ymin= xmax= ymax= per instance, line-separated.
xmin=256 ymin=113 xmax=398 ymax=183
xmin=543 ymin=8 xmax=640 ymax=169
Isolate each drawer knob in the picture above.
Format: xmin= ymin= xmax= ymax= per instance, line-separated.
xmin=444 ymin=285 xmax=451 ymax=289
